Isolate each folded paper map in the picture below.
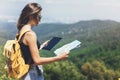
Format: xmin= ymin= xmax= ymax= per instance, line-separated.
xmin=54 ymin=40 xmax=81 ymax=55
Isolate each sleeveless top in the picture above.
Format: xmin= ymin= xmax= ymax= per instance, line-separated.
xmin=19 ymin=32 xmax=40 ymax=64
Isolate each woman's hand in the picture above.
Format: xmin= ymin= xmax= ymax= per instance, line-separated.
xmin=57 ymin=51 xmax=69 ymax=60
xmin=39 ymin=40 xmax=50 ymax=50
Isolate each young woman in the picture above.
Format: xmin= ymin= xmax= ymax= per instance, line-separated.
xmin=17 ymin=3 xmax=69 ymax=80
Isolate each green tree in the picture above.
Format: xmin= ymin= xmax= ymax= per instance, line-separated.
xmin=43 ymin=61 xmax=86 ymax=80
xmin=81 ymin=60 xmax=120 ymax=80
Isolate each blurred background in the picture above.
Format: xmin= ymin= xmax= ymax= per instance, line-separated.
xmin=0 ymin=0 xmax=120 ymax=80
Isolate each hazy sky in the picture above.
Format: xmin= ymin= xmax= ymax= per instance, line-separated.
xmin=0 ymin=0 xmax=120 ymax=23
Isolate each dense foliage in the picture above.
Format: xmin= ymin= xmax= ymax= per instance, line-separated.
xmin=0 ymin=20 xmax=120 ymax=80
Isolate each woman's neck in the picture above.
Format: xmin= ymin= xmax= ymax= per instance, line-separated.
xmin=20 ymin=24 xmax=32 ymax=32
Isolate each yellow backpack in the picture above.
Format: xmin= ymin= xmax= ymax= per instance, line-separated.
xmin=3 ymin=30 xmax=30 ymax=79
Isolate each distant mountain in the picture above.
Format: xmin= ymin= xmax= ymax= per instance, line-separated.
xmin=0 ymin=20 xmax=120 ymax=43
xmin=33 ymin=20 xmax=120 ymax=43
xmin=0 ymin=21 xmax=17 ymax=41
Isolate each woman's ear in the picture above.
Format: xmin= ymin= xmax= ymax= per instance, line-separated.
xmin=29 ymin=15 xmax=36 ymax=23
xmin=28 ymin=15 xmax=38 ymax=26
xmin=29 ymin=15 xmax=34 ymax=20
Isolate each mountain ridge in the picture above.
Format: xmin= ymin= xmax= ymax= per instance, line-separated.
xmin=0 ymin=19 xmax=120 ymax=43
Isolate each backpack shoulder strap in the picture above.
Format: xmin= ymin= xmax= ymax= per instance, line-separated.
xmin=17 ymin=30 xmax=30 ymax=42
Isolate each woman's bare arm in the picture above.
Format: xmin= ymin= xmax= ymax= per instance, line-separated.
xmin=24 ymin=31 xmax=69 ymax=65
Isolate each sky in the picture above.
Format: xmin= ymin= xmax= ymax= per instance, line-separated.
xmin=0 ymin=0 xmax=120 ymax=23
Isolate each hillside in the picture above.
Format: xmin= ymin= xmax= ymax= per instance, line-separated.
xmin=1 ymin=20 xmax=120 ymax=67
xmin=0 ymin=20 xmax=120 ymax=80
xmin=0 ymin=20 xmax=119 ymax=41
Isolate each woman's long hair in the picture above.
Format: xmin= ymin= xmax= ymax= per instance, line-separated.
xmin=17 ymin=3 xmax=42 ymax=31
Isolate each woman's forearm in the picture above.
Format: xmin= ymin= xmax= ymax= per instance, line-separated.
xmin=34 ymin=56 xmax=61 ymax=65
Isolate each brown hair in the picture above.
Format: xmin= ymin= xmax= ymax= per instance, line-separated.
xmin=17 ymin=3 xmax=42 ymax=31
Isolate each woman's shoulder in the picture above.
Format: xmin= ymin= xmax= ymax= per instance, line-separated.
xmin=25 ymin=30 xmax=36 ymax=36
xmin=24 ymin=30 xmax=37 ymax=40
xmin=23 ymin=30 xmax=37 ymax=45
